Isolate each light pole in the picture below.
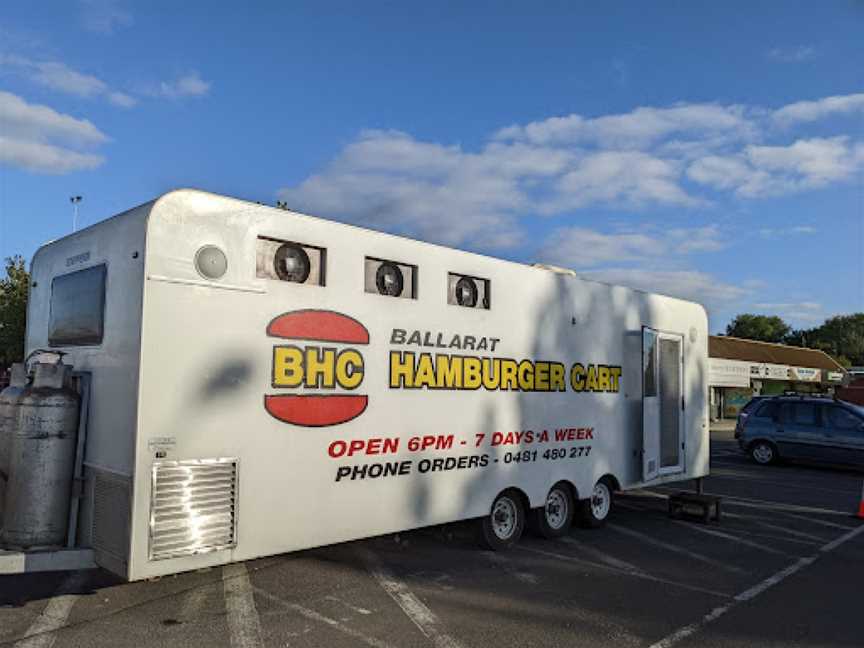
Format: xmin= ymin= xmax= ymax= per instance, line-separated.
xmin=70 ymin=196 xmax=82 ymax=232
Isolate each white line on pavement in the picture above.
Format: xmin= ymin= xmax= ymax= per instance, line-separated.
xmin=669 ymin=520 xmax=792 ymax=556
xmin=324 ymin=596 xmax=374 ymax=615
xmin=13 ymin=572 xmax=86 ymax=648
xmin=222 ymin=562 xmax=264 ymax=648
xmin=608 ymin=524 xmax=747 ymax=574
xmin=647 ymin=522 xmax=864 ymax=648
xmin=252 ymin=585 xmax=396 ymax=648
xmin=774 ymin=510 xmax=856 ymax=531
xmin=559 ymin=536 xmax=648 ymax=575
xmin=648 ymin=487 xmax=853 ymax=516
xmin=360 ymin=548 xmax=465 ymax=648
xmin=519 ymin=545 xmax=731 ymax=599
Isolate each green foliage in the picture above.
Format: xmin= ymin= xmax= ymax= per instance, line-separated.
xmin=728 ymin=312 xmax=864 ymax=367
xmin=0 ymin=256 xmax=30 ymax=367
xmin=725 ymin=314 xmax=791 ymax=343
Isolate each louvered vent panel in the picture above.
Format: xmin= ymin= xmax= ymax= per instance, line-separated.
xmin=149 ymin=459 xmax=238 ymax=561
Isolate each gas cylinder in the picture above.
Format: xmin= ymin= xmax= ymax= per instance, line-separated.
xmin=1 ymin=361 xmax=80 ymax=548
xmin=0 ymin=364 xmax=29 ymax=529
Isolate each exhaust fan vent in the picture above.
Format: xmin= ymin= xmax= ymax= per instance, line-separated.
xmin=365 ymin=257 xmax=416 ymax=299
xmin=149 ymin=459 xmax=238 ymax=561
xmin=257 ymin=237 xmax=325 ymax=285
xmin=448 ymin=273 xmax=490 ymax=310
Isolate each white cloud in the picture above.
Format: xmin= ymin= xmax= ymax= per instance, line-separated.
xmin=767 ymin=46 xmax=817 ymax=63
xmin=79 ymin=0 xmax=133 ymax=34
xmin=149 ymin=72 xmax=211 ymax=98
xmin=279 ymin=92 xmax=864 ymax=250
xmin=752 ymin=301 xmax=825 ymax=323
xmin=0 ymin=91 xmax=108 ymax=174
xmin=688 ymin=137 xmax=864 ymax=197
xmin=0 ymin=55 xmax=138 ymax=107
xmin=773 ymin=93 xmax=864 ymax=125
xmin=495 ymin=103 xmax=755 ymax=149
xmin=0 ymin=136 xmax=103 ymax=174
xmin=552 ymin=151 xmax=701 ymax=209
xmin=759 ymin=225 xmax=817 ymax=239
xmin=582 ymin=268 xmax=748 ymax=305
xmin=538 ymin=224 xmax=725 ymax=268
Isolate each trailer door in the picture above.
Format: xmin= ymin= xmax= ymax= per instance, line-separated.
xmin=643 ymin=328 xmax=684 ymax=480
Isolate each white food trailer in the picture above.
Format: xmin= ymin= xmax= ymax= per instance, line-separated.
xmin=1 ymin=189 xmax=709 ymax=580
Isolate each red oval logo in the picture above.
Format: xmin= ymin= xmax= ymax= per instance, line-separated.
xmin=265 ymin=310 xmax=369 ymax=427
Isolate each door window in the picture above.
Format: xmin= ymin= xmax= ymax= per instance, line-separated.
xmin=754 ymin=402 xmax=778 ymax=419
xmin=825 ymin=407 xmax=862 ymax=431
xmin=780 ymin=403 xmax=818 ymax=426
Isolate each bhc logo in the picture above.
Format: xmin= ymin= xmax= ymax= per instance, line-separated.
xmin=265 ymin=310 xmax=369 ymax=426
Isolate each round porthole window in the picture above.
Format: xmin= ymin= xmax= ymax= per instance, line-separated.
xmin=376 ymin=262 xmax=404 ymax=296
xmin=274 ymin=242 xmax=311 ymax=283
xmin=195 ymin=245 xmax=228 ymax=280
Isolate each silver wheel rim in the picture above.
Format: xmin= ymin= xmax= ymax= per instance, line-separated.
xmin=753 ymin=444 xmax=773 ymax=464
xmin=492 ymin=497 xmax=517 ymax=540
xmin=545 ymin=489 xmax=569 ymax=530
xmin=591 ymin=482 xmax=611 ymax=520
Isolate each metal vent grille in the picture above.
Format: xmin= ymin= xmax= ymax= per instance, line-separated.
xmin=149 ymin=459 xmax=238 ymax=561
xmin=93 ymin=470 xmax=131 ymax=561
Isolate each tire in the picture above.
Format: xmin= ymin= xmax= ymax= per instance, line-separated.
xmin=579 ymin=478 xmax=614 ymax=528
xmin=531 ymin=483 xmax=574 ymax=539
xmin=749 ymin=441 xmax=777 ymax=465
xmin=480 ymin=490 xmax=526 ymax=550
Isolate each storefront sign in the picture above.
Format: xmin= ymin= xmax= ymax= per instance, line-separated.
xmin=709 ymin=359 xmax=751 ymax=387
xmin=788 ymin=366 xmax=821 ymax=382
xmin=826 ymin=371 xmax=845 ymax=383
xmin=749 ymin=363 xmax=789 ymax=380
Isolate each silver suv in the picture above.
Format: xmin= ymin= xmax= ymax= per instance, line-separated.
xmin=735 ymin=396 xmax=864 ymax=468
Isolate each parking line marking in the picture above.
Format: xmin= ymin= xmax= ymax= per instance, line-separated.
xmin=669 ymin=520 xmax=791 ymax=556
xmin=222 ymin=563 xmax=264 ymax=648
xmin=13 ymin=572 xmax=86 ymax=648
xmin=360 ymin=548 xmax=465 ymax=648
xmin=608 ymin=524 xmax=747 ymax=574
xmin=649 ymin=487 xmax=853 ymax=516
xmin=648 ymin=522 xmax=864 ymax=648
xmin=251 ymin=585 xmax=396 ymax=648
xmin=774 ymin=511 xmax=856 ymax=531
xmin=519 ymin=545 xmax=731 ymax=599
xmin=324 ymin=596 xmax=374 ymax=615
xmin=559 ymin=536 xmax=648 ymax=575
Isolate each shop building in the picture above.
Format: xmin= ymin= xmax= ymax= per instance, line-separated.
xmin=709 ymin=336 xmax=847 ymax=420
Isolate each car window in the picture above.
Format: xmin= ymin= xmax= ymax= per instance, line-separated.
xmin=741 ymin=399 xmax=762 ymax=414
xmin=825 ymin=407 xmax=862 ymax=430
xmin=753 ymin=402 xmax=778 ymax=419
xmin=781 ymin=402 xmax=818 ymax=425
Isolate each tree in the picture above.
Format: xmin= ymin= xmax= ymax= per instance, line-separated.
xmin=0 ymin=256 xmax=30 ymax=368
xmin=807 ymin=314 xmax=864 ymax=367
xmin=725 ymin=314 xmax=791 ymax=343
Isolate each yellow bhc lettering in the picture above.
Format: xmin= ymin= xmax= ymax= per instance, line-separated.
xmin=273 ymin=345 xmax=364 ymax=389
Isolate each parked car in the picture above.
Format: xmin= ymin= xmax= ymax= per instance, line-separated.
xmin=735 ymin=396 xmax=864 ymax=468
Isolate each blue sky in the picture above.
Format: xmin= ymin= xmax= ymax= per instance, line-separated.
xmin=1 ymin=1 xmax=862 ymax=332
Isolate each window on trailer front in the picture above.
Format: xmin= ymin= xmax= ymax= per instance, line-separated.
xmin=48 ymin=264 xmax=107 ymax=347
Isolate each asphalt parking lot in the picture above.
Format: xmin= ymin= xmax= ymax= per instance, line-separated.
xmin=2 ymin=434 xmax=863 ymax=648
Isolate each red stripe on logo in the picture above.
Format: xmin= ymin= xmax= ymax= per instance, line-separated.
xmin=264 ymin=394 xmax=368 ymax=427
xmin=267 ymin=310 xmax=370 ymax=344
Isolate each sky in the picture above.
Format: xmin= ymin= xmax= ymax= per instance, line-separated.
xmin=1 ymin=1 xmax=863 ymax=333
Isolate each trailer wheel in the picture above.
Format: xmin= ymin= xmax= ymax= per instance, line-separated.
xmin=480 ymin=490 xmax=525 ymax=550
xmin=531 ymin=483 xmax=574 ymax=539
xmin=579 ymin=478 xmax=613 ymax=528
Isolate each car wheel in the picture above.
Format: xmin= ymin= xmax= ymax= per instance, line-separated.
xmin=531 ymin=482 xmax=574 ymax=539
xmin=750 ymin=441 xmax=777 ymax=465
xmin=480 ymin=490 xmax=525 ymax=550
xmin=578 ymin=478 xmax=614 ymax=528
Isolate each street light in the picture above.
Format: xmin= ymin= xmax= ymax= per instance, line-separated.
xmin=70 ymin=196 xmax=82 ymax=232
